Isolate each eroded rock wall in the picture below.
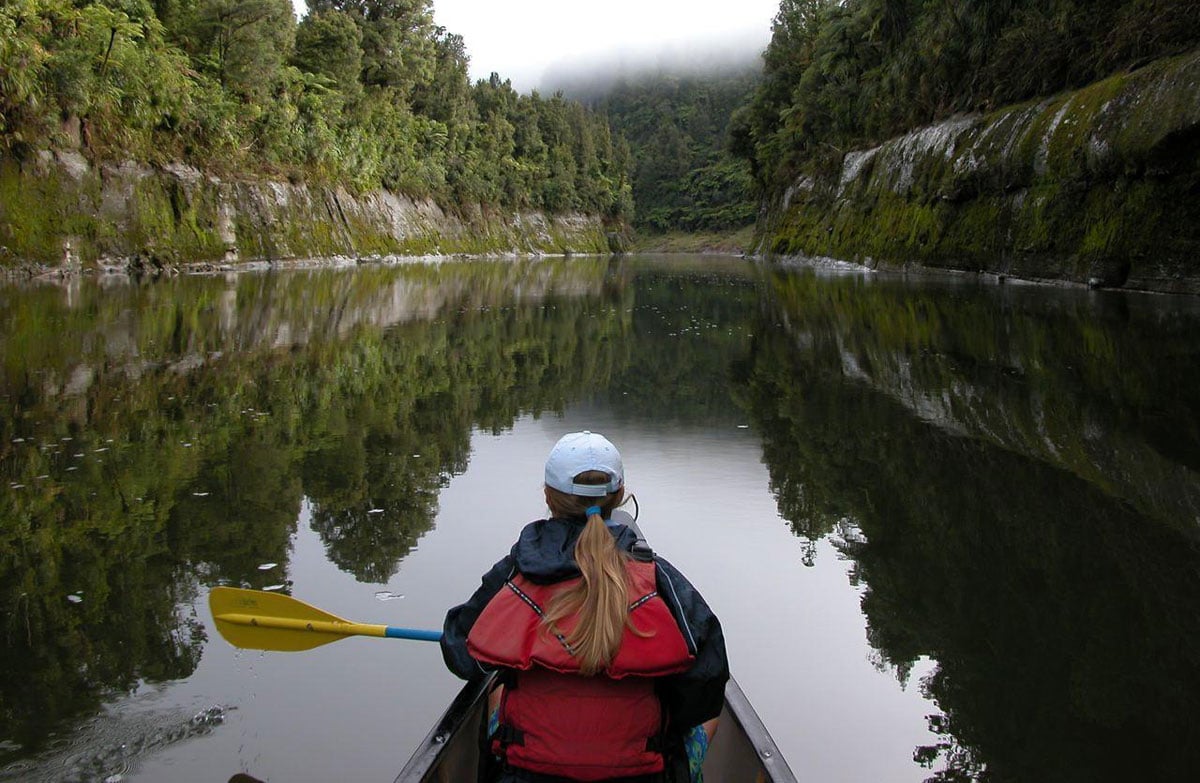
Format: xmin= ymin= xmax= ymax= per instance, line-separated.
xmin=762 ymin=50 xmax=1200 ymax=294
xmin=0 ymin=154 xmax=614 ymax=272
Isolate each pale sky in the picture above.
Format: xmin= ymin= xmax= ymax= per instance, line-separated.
xmin=292 ymin=1 xmax=781 ymax=92
xmin=433 ymin=0 xmax=779 ymax=89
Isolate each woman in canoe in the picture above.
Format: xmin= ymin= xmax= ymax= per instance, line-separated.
xmin=441 ymin=431 xmax=729 ymax=783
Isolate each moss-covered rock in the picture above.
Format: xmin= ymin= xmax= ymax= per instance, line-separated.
xmin=0 ymin=156 xmax=612 ymax=273
xmin=760 ymin=49 xmax=1200 ymax=294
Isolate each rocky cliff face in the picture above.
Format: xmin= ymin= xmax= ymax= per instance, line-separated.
xmin=761 ymin=50 xmax=1200 ymax=294
xmin=0 ymin=154 xmax=616 ymax=273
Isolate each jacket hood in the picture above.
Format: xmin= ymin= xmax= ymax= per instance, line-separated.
xmin=511 ymin=517 xmax=641 ymax=583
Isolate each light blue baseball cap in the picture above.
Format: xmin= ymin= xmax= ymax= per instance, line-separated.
xmin=544 ymin=431 xmax=624 ymax=497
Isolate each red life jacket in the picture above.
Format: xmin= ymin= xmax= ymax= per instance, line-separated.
xmin=467 ymin=559 xmax=694 ymax=781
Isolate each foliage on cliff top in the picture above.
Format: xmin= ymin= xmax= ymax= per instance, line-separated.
xmin=732 ymin=0 xmax=1200 ymax=194
xmin=0 ymin=0 xmax=632 ymax=219
xmin=589 ymin=70 xmax=759 ymax=234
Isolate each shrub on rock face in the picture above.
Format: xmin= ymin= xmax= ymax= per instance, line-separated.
xmin=762 ymin=50 xmax=1200 ymax=293
xmin=0 ymin=0 xmax=631 ymax=225
xmin=734 ymin=0 xmax=1200 ymax=197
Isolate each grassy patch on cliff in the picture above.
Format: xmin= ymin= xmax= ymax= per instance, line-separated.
xmin=630 ymin=226 xmax=756 ymax=255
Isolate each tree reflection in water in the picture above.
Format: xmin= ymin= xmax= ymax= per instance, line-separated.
xmin=739 ymin=268 xmax=1200 ymax=781
xmin=2 ymin=259 xmax=1199 ymax=782
xmin=0 ymin=259 xmax=629 ymax=762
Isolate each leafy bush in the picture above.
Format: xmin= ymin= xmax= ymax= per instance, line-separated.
xmin=0 ymin=0 xmax=631 ymax=219
xmin=734 ymin=0 xmax=1200 ymax=194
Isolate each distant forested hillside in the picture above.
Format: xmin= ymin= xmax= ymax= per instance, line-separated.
xmin=555 ymin=66 xmax=760 ymax=234
xmin=733 ymin=0 xmax=1200 ymax=194
xmin=0 ymin=0 xmax=631 ymax=219
xmin=600 ymin=71 xmax=759 ymax=233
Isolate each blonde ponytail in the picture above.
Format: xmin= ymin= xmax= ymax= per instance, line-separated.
xmin=543 ymin=473 xmax=633 ymax=675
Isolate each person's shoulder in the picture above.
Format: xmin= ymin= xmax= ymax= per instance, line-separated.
xmin=651 ymin=554 xmax=707 ymax=601
xmin=512 ymin=516 xmax=560 ymax=549
xmin=512 ymin=517 xmax=587 ymax=582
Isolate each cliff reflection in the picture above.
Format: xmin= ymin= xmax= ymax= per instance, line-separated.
xmin=0 ymin=259 xmax=629 ymax=762
xmin=741 ymin=268 xmax=1200 ymax=780
xmin=8 ymin=257 xmax=1200 ymax=781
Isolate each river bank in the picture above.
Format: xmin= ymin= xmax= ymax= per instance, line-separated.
xmin=756 ymin=49 xmax=1200 ymax=295
xmin=629 ymin=226 xmax=756 ymax=255
xmin=0 ymin=153 xmax=618 ymax=276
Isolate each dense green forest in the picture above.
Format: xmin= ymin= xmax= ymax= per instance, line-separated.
xmin=8 ymin=0 xmax=1198 ymax=248
xmin=733 ymin=0 xmax=1200 ymax=193
xmin=0 ymin=0 xmax=632 ymax=218
xmin=564 ymin=69 xmax=760 ymax=233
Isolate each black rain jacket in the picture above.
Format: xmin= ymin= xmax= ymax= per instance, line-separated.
xmin=441 ymin=516 xmax=730 ymax=731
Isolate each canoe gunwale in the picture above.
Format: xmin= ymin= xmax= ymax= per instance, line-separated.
xmin=395 ymin=670 xmax=494 ymax=782
xmin=719 ymin=676 xmax=798 ymax=782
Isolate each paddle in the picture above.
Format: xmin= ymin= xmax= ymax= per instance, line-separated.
xmin=209 ymin=586 xmax=442 ymax=652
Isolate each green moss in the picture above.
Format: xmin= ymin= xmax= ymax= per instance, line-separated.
xmin=940 ymin=200 xmax=1004 ymax=265
xmin=127 ymin=179 xmax=185 ymax=262
xmin=1111 ymin=52 xmax=1200 ymax=162
xmin=0 ymin=158 xmax=107 ymax=264
xmin=760 ymin=49 xmax=1200 ymax=292
xmin=1079 ymin=217 xmax=1119 ymax=258
xmin=0 ymin=159 xmax=57 ymax=263
xmin=1 ymin=153 xmax=620 ymax=271
xmin=630 ymin=226 xmax=755 ymax=253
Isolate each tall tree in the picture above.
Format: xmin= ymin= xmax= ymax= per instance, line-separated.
xmin=192 ymin=0 xmax=296 ymax=100
xmin=309 ymin=0 xmax=436 ymax=95
xmin=293 ymin=9 xmax=364 ymax=101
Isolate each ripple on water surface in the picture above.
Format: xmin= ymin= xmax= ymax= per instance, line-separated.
xmin=0 ymin=705 xmax=229 ymax=783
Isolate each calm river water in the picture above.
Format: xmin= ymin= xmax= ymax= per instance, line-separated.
xmin=2 ymin=255 xmax=1199 ymax=783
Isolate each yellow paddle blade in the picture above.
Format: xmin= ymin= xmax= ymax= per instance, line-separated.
xmin=209 ymin=586 xmax=360 ymax=652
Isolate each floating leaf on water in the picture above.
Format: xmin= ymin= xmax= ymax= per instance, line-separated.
xmin=94 ymin=447 xmax=109 ymax=453
xmin=74 ymin=453 xmax=84 ymax=457
xmin=411 ymin=453 xmax=421 ymax=458
xmin=182 ymin=443 xmax=193 ymax=447
xmin=737 ymin=424 xmax=750 ymax=429
xmin=67 ymin=594 xmax=83 ymax=604
xmin=12 ymin=437 xmax=24 ymax=443
xmin=257 ymin=563 xmax=277 ymax=571
xmin=192 ymin=491 xmax=210 ymax=497
xmin=104 ymin=774 xmax=123 ymax=783
xmin=367 ymin=508 xmax=384 ymax=514
xmin=262 ymin=584 xmax=286 ymax=592
xmin=66 ymin=466 xmax=78 ymax=472
xmin=10 ymin=483 xmax=25 ymax=489
xmin=374 ymin=591 xmax=405 ymax=601
xmin=35 ymin=475 xmax=49 ymax=480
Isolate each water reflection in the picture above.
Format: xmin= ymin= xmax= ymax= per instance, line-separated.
xmin=0 ymin=259 xmax=630 ymax=767
xmin=740 ymin=267 xmax=1200 ymax=780
xmin=2 ymin=259 xmax=1199 ymax=781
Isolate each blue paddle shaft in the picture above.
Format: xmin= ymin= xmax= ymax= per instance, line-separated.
xmin=385 ymin=626 xmax=443 ymax=642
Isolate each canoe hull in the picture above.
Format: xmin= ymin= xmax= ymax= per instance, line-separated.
xmin=396 ymin=662 xmax=796 ymax=782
